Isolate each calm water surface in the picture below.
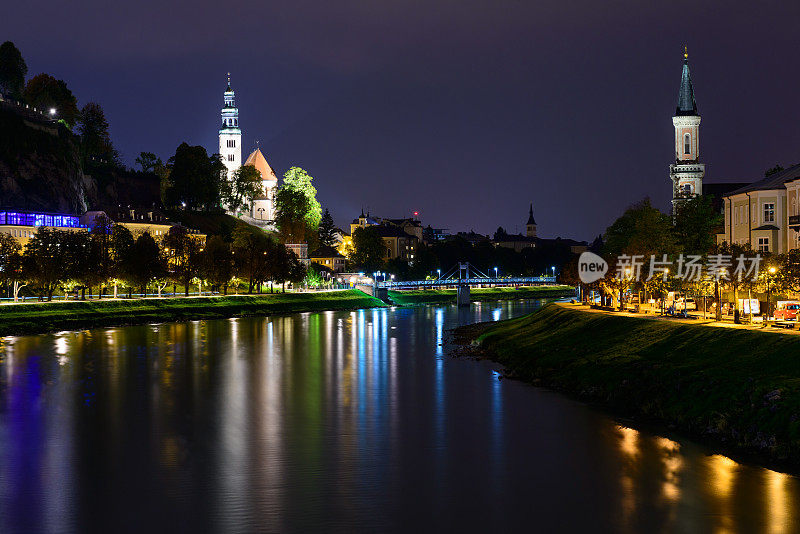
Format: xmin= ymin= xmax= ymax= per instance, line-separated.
xmin=0 ymin=300 xmax=798 ymax=533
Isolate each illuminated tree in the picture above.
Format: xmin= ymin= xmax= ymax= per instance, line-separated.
xmin=163 ymin=225 xmax=203 ymax=296
xmin=128 ymin=232 xmax=166 ymax=297
xmin=232 ymin=224 xmax=270 ymax=293
xmin=22 ymin=228 xmax=73 ymax=300
xmin=274 ymin=166 xmax=321 ymax=244
xmin=110 ymin=224 xmax=135 ymax=298
xmin=673 ymin=195 xmax=721 ymax=255
xmin=0 ymin=41 xmax=26 ymax=98
xmin=222 ymin=165 xmax=263 ymax=214
xmin=23 ymin=74 xmax=80 ymax=126
xmin=202 ymin=235 xmax=233 ymax=294
xmin=0 ymin=233 xmax=25 ymax=301
xmin=604 ymin=198 xmax=676 ymax=258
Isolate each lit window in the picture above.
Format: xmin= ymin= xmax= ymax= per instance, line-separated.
xmin=764 ymin=203 xmax=775 ymax=223
xmin=758 ymin=237 xmax=770 ymax=252
xmin=684 ymin=133 xmax=691 ymax=155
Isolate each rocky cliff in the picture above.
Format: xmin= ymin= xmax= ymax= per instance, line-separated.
xmin=0 ymin=102 xmax=161 ymax=214
xmin=0 ymin=102 xmax=89 ymax=213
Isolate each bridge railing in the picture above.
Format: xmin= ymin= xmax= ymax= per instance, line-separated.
xmin=377 ymin=276 xmax=556 ymax=289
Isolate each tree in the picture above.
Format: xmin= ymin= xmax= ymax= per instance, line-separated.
xmin=110 ymin=224 xmax=135 ymax=298
xmin=604 ymin=198 xmax=676 ymax=259
xmin=232 ymin=224 xmax=270 ymax=293
xmin=203 ymin=235 xmax=233 ymax=294
xmin=0 ymin=233 xmax=26 ymax=301
xmin=163 ymin=143 xmax=225 ymax=210
xmin=350 ymin=226 xmax=385 ymax=272
xmin=673 ymin=194 xmax=721 ymax=255
xmin=85 ymin=214 xmax=114 ymax=297
xmin=163 ymin=226 xmax=203 ymax=296
xmin=765 ymin=164 xmax=785 ymax=178
xmin=23 ymin=73 xmax=79 ymax=126
xmin=274 ymin=166 xmax=321 ymax=244
xmin=129 ymin=233 xmax=165 ymax=297
xmin=493 ymin=227 xmax=509 ymax=241
xmin=78 ymin=102 xmax=117 ymax=164
xmin=61 ymin=230 xmax=95 ymax=300
xmin=135 ymin=152 xmax=161 ymax=173
xmin=714 ymin=241 xmax=757 ymax=323
xmin=318 ymin=208 xmax=337 ymax=247
xmin=23 ymin=228 xmax=73 ymax=300
xmin=0 ymin=41 xmax=27 ymax=98
xmin=223 ymin=165 xmax=263 ymax=214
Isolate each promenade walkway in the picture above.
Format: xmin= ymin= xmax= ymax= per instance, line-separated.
xmin=562 ymin=302 xmax=800 ymax=336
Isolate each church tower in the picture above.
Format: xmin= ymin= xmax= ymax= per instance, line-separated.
xmin=526 ymin=203 xmax=537 ymax=237
xmin=669 ymin=48 xmax=704 ymax=214
xmin=219 ymin=73 xmax=241 ymax=182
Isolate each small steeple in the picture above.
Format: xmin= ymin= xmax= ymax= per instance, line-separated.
xmin=526 ymin=203 xmax=537 ymax=237
xmin=676 ymin=47 xmax=698 ymax=116
xmin=226 ymin=72 xmax=232 ymax=92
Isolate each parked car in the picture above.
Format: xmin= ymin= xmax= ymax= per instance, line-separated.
xmin=774 ymin=303 xmax=800 ymax=321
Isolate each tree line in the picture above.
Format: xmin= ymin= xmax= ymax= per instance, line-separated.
xmin=0 ymin=218 xmax=307 ymax=301
xmin=561 ymin=195 xmax=796 ymax=322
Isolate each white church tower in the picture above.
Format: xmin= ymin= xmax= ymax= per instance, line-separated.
xmin=669 ymin=48 xmax=704 ymax=215
xmin=219 ymin=73 xmax=241 ymax=182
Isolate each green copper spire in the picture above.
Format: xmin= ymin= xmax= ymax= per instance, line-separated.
xmin=676 ymin=47 xmax=698 ymax=116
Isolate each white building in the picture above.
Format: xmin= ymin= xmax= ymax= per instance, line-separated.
xmin=720 ymin=165 xmax=800 ymax=254
xmin=218 ymin=74 xmax=241 ymax=182
xmin=669 ymin=49 xmax=704 ymax=215
xmin=217 ymin=75 xmax=280 ymax=224
xmin=243 ymin=148 xmax=278 ymax=221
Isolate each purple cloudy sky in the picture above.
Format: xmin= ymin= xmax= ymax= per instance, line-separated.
xmin=3 ymin=0 xmax=800 ymax=239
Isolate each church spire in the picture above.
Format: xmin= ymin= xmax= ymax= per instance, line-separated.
xmin=525 ymin=203 xmax=537 ymax=237
xmin=676 ymin=47 xmax=698 ymax=116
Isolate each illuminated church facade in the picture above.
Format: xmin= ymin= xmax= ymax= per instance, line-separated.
xmin=218 ymin=74 xmax=278 ymax=222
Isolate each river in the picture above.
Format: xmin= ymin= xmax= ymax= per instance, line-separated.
xmin=0 ymin=300 xmax=798 ymax=533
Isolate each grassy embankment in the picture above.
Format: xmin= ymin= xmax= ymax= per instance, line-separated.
xmin=464 ymin=303 xmax=800 ymax=468
xmin=0 ymin=290 xmax=383 ymax=337
xmin=388 ymin=285 xmax=575 ymax=305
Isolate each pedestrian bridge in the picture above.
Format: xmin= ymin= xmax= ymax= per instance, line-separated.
xmin=366 ymin=262 xmax=557 ymax=306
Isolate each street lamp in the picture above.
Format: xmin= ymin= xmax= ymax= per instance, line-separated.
xmin=437 ymin=268 xmax=441 ymax=279
xmin=767 ymin=266 xmax=777 ymax=324
xmin=49 ymin=108 xmax=56 ymax=117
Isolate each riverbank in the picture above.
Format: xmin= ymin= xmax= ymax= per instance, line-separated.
xmin=453 ymin=302 xmax=800 ymax=471
xmin=388 ymin=285 xmax=574 ymax=305
xmin=0 ymin=290 xmax=384 ymax=337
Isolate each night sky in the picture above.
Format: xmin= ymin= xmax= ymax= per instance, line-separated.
xmin=4 ymin=1 xmax=800 ymax=239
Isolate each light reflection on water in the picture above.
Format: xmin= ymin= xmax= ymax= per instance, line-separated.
xmin=0 ymin=300 xmax=798 ymax=533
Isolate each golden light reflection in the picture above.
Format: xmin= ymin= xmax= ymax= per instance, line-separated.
xmin=709 ymin=454 xmax=737 ymax=498
xmin=656 ymin=437 xmax=682 ymax=502
xmin=766 ymin=469 xmax=791 ymax=534
xmin=618 ymin=425 xmax=639 ymax=458
xmin=617 ymin=425 xmax=639 ymax=525
xmin=706 ymin=454 xmax=738 ymax=534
